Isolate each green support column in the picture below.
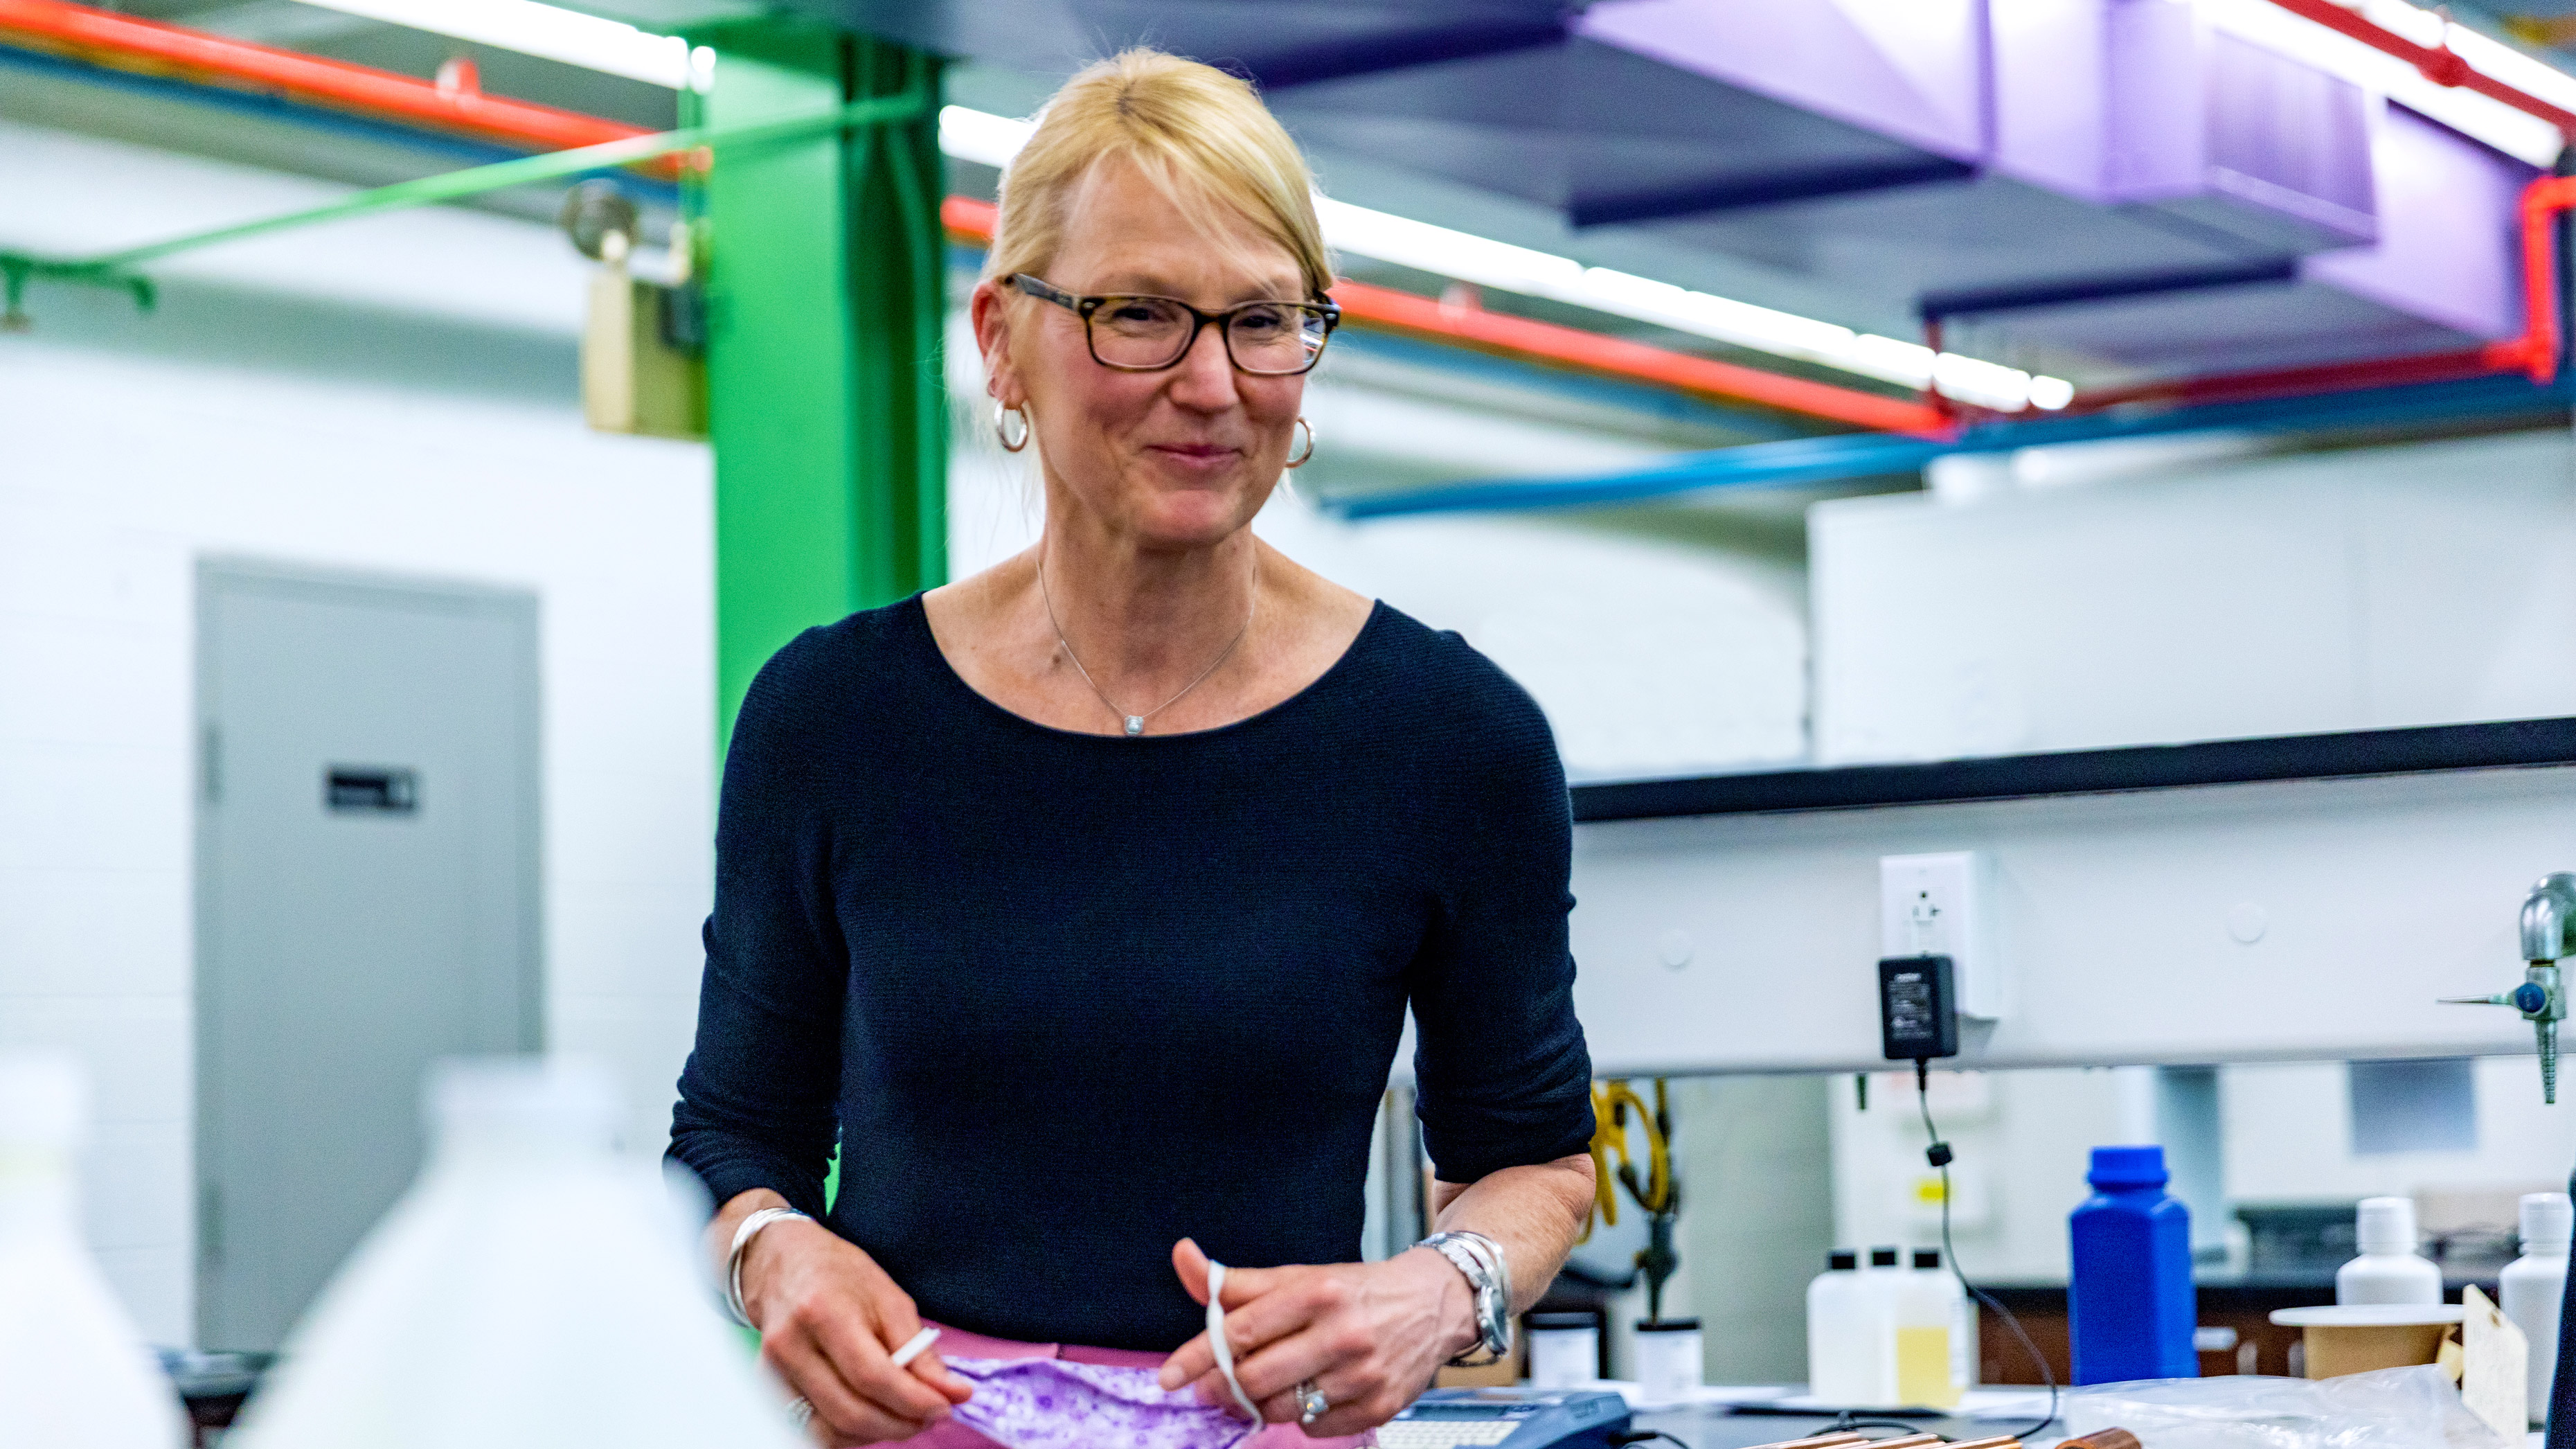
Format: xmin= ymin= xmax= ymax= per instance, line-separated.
xmin=689 ymin=18 xmax=949 ymax=750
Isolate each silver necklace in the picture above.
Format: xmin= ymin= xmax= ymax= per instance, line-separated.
xmin=1036 ymin=552 xmax=1258 ymax=738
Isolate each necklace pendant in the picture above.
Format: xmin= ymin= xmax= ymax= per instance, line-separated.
xmin=1124 ymin=715 xmax=1145 ymax=737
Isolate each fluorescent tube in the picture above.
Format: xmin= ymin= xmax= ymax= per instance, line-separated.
xmin=938 ymin=106 xmax=2059 ymax=409
xmin=285 ymin=0 xmax=697 ymax=88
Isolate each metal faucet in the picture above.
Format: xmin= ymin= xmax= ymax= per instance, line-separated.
xmin=2442 ymin=872 xmax=2576 ymax=1103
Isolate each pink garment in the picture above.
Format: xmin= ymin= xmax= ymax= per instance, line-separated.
xmin=886 ymin=1324 xmax=1371 ymax=1449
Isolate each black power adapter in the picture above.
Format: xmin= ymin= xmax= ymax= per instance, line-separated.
xmin=1877 ymin=954 xmax=1960 ymax=1061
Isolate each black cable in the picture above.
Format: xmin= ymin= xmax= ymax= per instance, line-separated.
xmin=1609 ymin=1431 xmax=1693 ymax=1448
xmin=1915 ymin=1058 xmax=2059 ymax=1441
xmin=1823 ymin=1411 xmax=1939 ymax=1435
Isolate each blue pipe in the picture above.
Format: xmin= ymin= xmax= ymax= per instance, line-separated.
xmin=1324 ymin=371 xmax=2575 ymax=518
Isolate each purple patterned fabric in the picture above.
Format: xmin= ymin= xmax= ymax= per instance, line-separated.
xmin=943 ymin=1357 xmax=1260 ymax=1449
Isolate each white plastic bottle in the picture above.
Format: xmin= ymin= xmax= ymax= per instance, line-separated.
xmin=1807 ymin=1250 xmax=1895 ymax=1406
xmin=1897 ymin=1248 xmax=1965 ymax=1408
xmin=0 ymin=1051 xmax=188 ymax=1448
xmin=227 ymin=1056 xmax=805 ymax=1449
xmin=2501 ymin=1191 xmax=2571 ymax=1425
xmin=1862 ymin=1247 xmax=1906 ymax=1405
xmin=2336 ymin=1196 xmax=2442 ymax=1306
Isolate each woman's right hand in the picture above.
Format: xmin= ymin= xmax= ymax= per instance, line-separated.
xmin=718 ymin=1190 xmax=974 ymax=1446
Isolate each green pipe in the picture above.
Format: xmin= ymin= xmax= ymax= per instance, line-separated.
xmin=0 ymin=89 xmax=927 ymax=313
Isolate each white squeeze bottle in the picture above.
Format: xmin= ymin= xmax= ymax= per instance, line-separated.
xmin=2337 ymin=1196 xmax=2442 ymax=1305
xmin=1862 ymin=1247 xmax=1907 ymax=1405
xmin=1897 ymin=1248 xmax=1965 ymax=1408
xmin=1808 ymin=1250 xmax=1895 ymax=1405
xmin=228 ymin=1056 xmax=805 ymax=1449
xmin=2501 ymin=1191 xmax=2571 ymax=1425
xmin=0 ymin=1051 xmax=189 ymax=1448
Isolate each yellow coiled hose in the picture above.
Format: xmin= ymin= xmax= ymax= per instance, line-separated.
xmin=1579 ymin=1078 xmax=1672 ymax=1242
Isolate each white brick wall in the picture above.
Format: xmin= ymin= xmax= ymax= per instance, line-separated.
xmin=0 ymin=120 xmax=715 ymax=1344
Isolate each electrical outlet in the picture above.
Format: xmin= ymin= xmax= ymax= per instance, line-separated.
xmin=1881 ymin=851 xmax=2003 ymax=1020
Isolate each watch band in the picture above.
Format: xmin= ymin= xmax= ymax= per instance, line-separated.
xmin=724 ymin=1205 xmax=812 ymax=1327
xmin=1418 ymin=1230 xmax=1512 ymax=1367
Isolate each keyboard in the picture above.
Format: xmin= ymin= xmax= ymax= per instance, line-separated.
xmin=1377 ymin=1422 xmax=1523 ymax=1448
xmin=1376 ymin=1387 xmax=1630 ymax=1449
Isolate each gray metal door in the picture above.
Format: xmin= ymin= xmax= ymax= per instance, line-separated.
xmin=196 ymin=561 xmax=540 ymax=1351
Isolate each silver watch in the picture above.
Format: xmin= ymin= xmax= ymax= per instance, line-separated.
xmin=1418 ymin=1230 xmax=1512 ymax=1367
xmin=724 ymin=1205 xmax=812 ymax=1326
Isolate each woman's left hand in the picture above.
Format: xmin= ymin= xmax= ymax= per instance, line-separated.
xmin=1156 ymin=1236 xmax=1478 ymax=1438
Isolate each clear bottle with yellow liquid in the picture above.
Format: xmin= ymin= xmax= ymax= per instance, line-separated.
xmin=1896 ymin=1248 xmax=1966 ymax=1409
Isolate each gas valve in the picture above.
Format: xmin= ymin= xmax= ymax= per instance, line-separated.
xmin=2442 ymin=873 xmax=2576 ymax=1104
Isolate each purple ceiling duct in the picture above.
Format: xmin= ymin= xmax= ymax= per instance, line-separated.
xmin=1571 ymin=0 xmax=1988 ymax=164
xmin=1952 ymin=102 xmax=2532 ymax=373
xmin=1265 ymin=0 xmax=2522 ymax=380
xmin=1613 ymin=0 xmax=2381 ymax=321
xmin=797 ymin=0 xmax=2528 ymax=380
xmin=1990 ymin=0 xmax=2375 ymax=252
xmin=1264 ymin=29 xmax=1978 ymax=227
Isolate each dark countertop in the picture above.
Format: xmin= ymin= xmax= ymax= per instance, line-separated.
xmin=1569 ymin=715 xmax=2576 ymax=821
xmin=1631 ymin=1403 xmax=2057 ymax=1449
xmin=1976 ymin=1272 xmax=2507 ymax=1297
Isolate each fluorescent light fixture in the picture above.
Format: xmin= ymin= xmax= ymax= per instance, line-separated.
xmin=938 ymin=105 xmax=1038 ymax=170
xmin=937 ymin=104 xmax=2062 ymax=410
xmin=286 ymin=0 xmax=697 ymax=88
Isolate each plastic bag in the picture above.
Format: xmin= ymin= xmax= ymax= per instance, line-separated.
xmin=2059 ymin=1367 xmax=2509 ymax=1449
xmin=942 ymin=1358 xmax=1257 ymax=1449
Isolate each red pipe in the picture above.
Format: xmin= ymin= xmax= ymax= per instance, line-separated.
xmin=0 ymin=0 xmax=671 ymax=168
xmin=2072 ymin=343 xmax=2523 ymax=410
xmin=2262 ymin=0 xmax=2576 ymax=135
xmin=940 ymin=198 xmax=1950 ymax=436
xmin=1330 ymin=280 xmax=1951 ymax=434
xmin=2519 ymin=175 xmax=2576 ymax=382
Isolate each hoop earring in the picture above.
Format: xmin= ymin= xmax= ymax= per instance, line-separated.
xmin=1285 ymin=415 xmax=1315 ymax=469
xmin=994 ymin=401 xmax=1030 ymax=453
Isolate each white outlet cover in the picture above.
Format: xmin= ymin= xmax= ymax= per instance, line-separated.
xmin=1880 ymin=851 xmax=2003 ymax=1020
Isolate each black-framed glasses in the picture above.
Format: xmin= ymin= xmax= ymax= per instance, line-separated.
xmin=1011 ymin=274 xmax=1339 ymax=376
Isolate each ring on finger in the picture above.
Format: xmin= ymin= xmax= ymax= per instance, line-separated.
xmin=1296 ymin=1380 xmax=1330 ymax=1425
xmin=786 ymin=1397 xmax=814 ymax=1430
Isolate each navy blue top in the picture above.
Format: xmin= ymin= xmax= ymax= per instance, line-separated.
xmin=668 ymin=594 xmax=1594 ymax=1351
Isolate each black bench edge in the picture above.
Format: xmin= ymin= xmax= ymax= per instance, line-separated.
xmin=1570 ymin=716 xmax=2576 ymax=822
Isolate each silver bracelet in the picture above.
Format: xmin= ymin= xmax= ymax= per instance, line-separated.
xmin=724 ymin=1205 xmax=812 ymax=1327
xmin=1418 ymin=1230 xmax=1512 ymax=1367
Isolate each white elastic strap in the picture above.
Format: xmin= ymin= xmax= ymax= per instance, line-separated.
xmin=1204 ymin=1259 xmax=1264 ymax=1423
xmin=888 ymin=1326 xmax=940 ymax=1369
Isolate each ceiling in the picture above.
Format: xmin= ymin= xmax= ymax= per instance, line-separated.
xmin=36 ymin=0 xmax=2576 ymax=397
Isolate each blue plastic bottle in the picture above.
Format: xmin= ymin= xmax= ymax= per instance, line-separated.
xmin=2066 ymin=1145 xmax=2198 ymax=1384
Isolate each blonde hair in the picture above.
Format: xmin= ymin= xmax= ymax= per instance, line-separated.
xmin=985 ymin=49 xmax=1332 ymax=301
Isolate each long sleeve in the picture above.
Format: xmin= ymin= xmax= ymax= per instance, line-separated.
xmin=667 ymin=632 xmax=850 ymax=1220
xmin=1407 ymin=653 xmax=1597 ymax=1184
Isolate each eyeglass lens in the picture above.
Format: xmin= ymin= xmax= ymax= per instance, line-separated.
xmin=1089 ymin=298 xmax=1327 ymax=373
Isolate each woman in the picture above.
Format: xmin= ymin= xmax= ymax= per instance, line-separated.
xmin=669 ymin=48 xmax=1597 ymax=1448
